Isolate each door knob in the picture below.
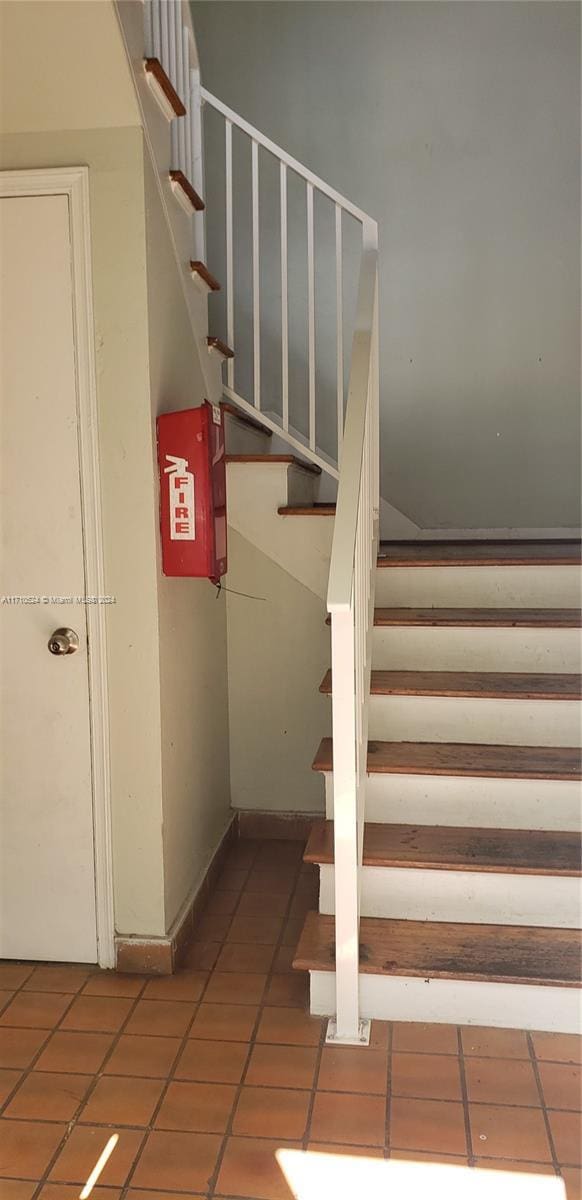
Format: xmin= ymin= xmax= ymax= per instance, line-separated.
xmin=48 ymin=627 xmax=80 ymax=656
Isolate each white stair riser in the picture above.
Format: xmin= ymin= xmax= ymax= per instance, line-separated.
xmin=310 ymin=971 xmax=581 ymax=1033
xmin=322 ymin=771 xmax=581 ymax=832
xmin=375 ymin=564 xmax=582 ymax=608
xmin=372 ymin=625 xmax=581 ymax=672
xmin=369 ymin=695 xmax=581 ymax=746
xmin=223 ymin=414 xmax=272 ymax=457
xmin=319 ymin=864 xmax=582 ymax=927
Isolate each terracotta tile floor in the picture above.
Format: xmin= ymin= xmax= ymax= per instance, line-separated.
xmin=0 ymin=836 xmax=581 ymax=1199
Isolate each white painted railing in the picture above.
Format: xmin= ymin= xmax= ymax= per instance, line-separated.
xmin=325 ymin=239 xmax=380 ymax=1045
xmin=144 ymin=0 xmax=202 ymax=217
xmin=200 ymin=88 xmax=376 ymax=478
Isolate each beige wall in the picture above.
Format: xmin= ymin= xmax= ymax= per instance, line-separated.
xmin=143 ymin=152 xmax=231 ymax=931
xmin=1 ymin=0 xmax=231 ymax=940
xmin=227 ymin=530 xmax=328 ymax=815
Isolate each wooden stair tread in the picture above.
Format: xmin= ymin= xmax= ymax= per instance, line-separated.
xmin=293 ymin=911 xmax=581 ymax=987
xmin=144 ymin=58 xmax=186 ymax=117
xmin=377 ymin=540 xmax=582 ymax=567
xmin=225 ymin=454 xmax=321 ymax=476
xmin=190 ymin=261 xmax=220 ymax=291
xmin=221 ymin=402 xmax=272 ymax=437
xmin=305 ymin=819 xmax=582 ymax=876
xmin=312 ymin=737 xmax=582 ymax=780
xmin=278 ymin=504 xmax=336 ymax=516
xmin=169 ymin=170 xmax=205 ymax=211
xmin=374 ymin=607 xmax=582 ymax=628
xmin=207 ymin=336 xmax=234 ymax=358
xmin=319 ymin=669 xmax=582 ymax=700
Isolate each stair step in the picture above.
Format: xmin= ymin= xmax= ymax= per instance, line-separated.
xmin=169 ymin=170 xmax=205 ymax=212
xmin=374 ymin=607 xmax=582 ymax=627
xmin=278 ymin=504 xmax=336 ymax=516
xmin=207 ymin=336 xmax=234 ymax=359
xmin=190 ymin=260 xmax=220 ymax=292
xmin=225 ymin=453 xmax=322 ymax=476
xmin=320 ymin=669 xmax=582 ymax=700
xmin=221 ymin=402 xmax=272 ymax=437
xmin=294 ymin=911 xmax=581 ymax=987
xmin=143 ymin=57 xmax=186 ymax=118
xmin=313 ymin=737 xmax=582 ymax=780
xmin=305 ymin=820 xmax=582 ymax=876
xmin=377 ymin=540 xmax=582 ymax=567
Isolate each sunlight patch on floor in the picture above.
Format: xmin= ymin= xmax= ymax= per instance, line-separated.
xmin=277 ymin=1149 xmax=566 ymax=1199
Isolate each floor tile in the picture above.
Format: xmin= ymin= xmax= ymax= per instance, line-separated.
xmin=390 ymin=1097 xmax=467 ymax=1155
xmin=318 ymin=1046 xmax=388 ymax=1096
xmin=473 ymin=1160 xmax=556 ymax=1175
xmin=82 ymin=974 xmax=146 ymax=999
xmin=0 ymin=965 xmax=34 ymax=991
xmin=215 ymin=943 xmax=275 ymax=974
xmin=532 ymin=1033 xmax=582 ymax=1066
xmin=0 ymin=1118 xmax=66 ymax=1179
xmin=204 ymin=889 xmax=240 ymax=916
xmin=37 ymin=1188 xmax=121 ymax=1200
xmin=233 ymin=1085 xmax=310 ymax=1139
xmin=189 ymin=1003 xmax=258 ymax=1042
xmin=464 ymin=1056 xmax=540 ymax=1106
xmin=309 ymin=1142 xmax=386 ymax=1158
xmin=34 ymin=1030 xmax=114 ymax=1074
xmin=461 ymin=1026 xmax=530 ymax=1060
xmin=0 ymin=1068 xmax=21 ymax=1106
xmin=131 ymin=1130 xmax=221 ymax=1191
xmin=0 ymin=992 xmax=71 ymax=1029
xmin=224 ymin=840 xmax=259 ymax=869
xmin=49 ymin=1126 xmax=144 ymax=1185
xmin=141 ymin=972 xmax=208 ymax=1003
xmin=127 ymin=1193 xmax=203 ymax=1200
xmin=183 ymin=941 xmax=222 ymax=971
xmin=204 ymin=972 xmax=267 ymax=1005
xmin=59 ymin=995 xmax=132 ymax=1034
xmin=246 ymin=1044 xmax=318 ymax=1090
xmin=392 ymin=1022 xmax=458 ymax=1056
xmin=281 ymin=917 xmax=304 ymax=947
xmin=175 ymin=1038 xmax=248 ymax=1084
xmin=4 ymin=1071 xmax=91 ymax=1121
xmin=246 ymin=868 xmax=297 ymax=895
xmin=311 ymin=1091 xmax=386 ymax=1146
xmin=548 ymin=1110 xmax=582 ymax=1165
xmin=470 ymin=1103 xmax=551 ymax=1161
xmin=264 ymin=974 xmax=308 ymax=1009
xmin=80 ymin=1075 xmax=163 ymax=1126
xmin=23 ymin=967 xmax=90 ymax=994
xmin=256 ymin=1006 xmax=322 ymax=1047
xmin=237 ymin=891 xmax=289 ymax=918
xmin=390 ymin=1149 xmax=469 ymax=1165
xmin=1 ymin=1184 xmax=42 ymax=1200
xmin=0 ymin=1028 xmax=48 ymax=1069
xmin=103 ymin=1034 xmax=180 ymax=1079
xmin=226 ymin=915 xmax=283 ymax=945
xmin=391 ymin=1051 xmax=461 ymax=1101
xmin=561 ymin=1166 xmax=582 ymax=1198
xmin=215 ymin=867 xmax=249 ymax=893
xmin=539 ymin=1062 xmax=582 ymax=1111
xmin=272 ymin=946 xmax=295 ymax=974
xmin=155 ymin=1080 xmax=236 ymax=1133
xmin=216 ymin=1136 xmax=300 ymax=1200
xmin=124 ymin=999 xmax=192 ymax=1038
xmin=0 ymin=993 xmax=14 ymax=1015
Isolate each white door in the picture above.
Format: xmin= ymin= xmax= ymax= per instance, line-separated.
xmin=0 ymin=193 xmax=98 ymax=962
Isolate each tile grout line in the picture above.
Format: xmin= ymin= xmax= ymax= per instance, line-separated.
xmin=457 ymin=1025 xmax=475 ymax=1166
xmin=526 ymin=1030 xmax=562 ymax=1176
xmin=384 ymin=1020 xmax=393 ymax=1158
xmin=206 ymin=839 xmax=310 ymax=1199
xmin=302 ymin=997 xmax=328 ymax=1152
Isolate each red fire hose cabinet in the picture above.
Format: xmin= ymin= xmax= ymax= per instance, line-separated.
xmin=157 ymin=402 xmax=227 ymax=583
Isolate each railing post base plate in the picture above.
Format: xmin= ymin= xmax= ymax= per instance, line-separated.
xmin=325 ymin=1017 xmax=371 ymax=1047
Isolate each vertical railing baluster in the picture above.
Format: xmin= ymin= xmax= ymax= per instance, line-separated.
xmin=335 ymin=204 xmax=343 ymax=459
xmin=152 ymin=0 xmax=162 ymax=61
xmin=307 ymin=182 xmax=315 ymax=450
xmin=175 ymin=17 xmax=186 ymax=174
xmin=182 ymin=31 xmax=192 ymax=181
xmin=280 ymin=162 xmax=289 ymax=431
xmin=225 ymin=119 xmax=234 ymax=389
xmin=160 ymin=0 xmax=170 ymax=82
xmin=169 ymin=6 xmax=180 ymax=171
xmin=144 ymin=0 xmax=154 ymax=57
xmin=252 ymin=139 xmax=260 ymax=409
xmin=191 ymin=66 xmax=206 ymax=261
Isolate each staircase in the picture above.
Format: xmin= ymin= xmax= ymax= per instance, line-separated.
xmin=119 ymin=0 xmax=581 ymax=1041
xmin=293 ymin=538 xmax=582 ymax=1034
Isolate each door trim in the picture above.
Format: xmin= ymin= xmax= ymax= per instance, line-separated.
xmin=0 ymin=167 xmax=115 ymax=967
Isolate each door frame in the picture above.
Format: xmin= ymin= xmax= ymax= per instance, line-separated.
xmin=0 ymin=166 xmax=115 ymax=967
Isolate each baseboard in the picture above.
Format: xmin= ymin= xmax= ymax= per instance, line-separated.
xmin=115 ymin=816 xmax=237 ymax=974
xmin=236 ymin=809 xmax=317 ymax=842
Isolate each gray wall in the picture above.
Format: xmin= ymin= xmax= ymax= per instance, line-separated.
xmin=192 ymin=0 xmax=580 ymax=530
